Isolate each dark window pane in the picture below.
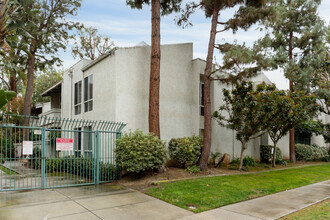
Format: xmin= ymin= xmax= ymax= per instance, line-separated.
xmin=89 ymin=101 xmax=93 ymax=111
xmin=84 ymin=77 xmax=88 ymax=101
xmin=78 ymin=82 xmax=81 ymax=103
xmin=201 ymin=84 xmax=204 ymax=106
xmin=89 ymin=76 xmax=93 ymax=99
xmin=85 ymin=102 xmax=88 ymax=112
xmin=74 ymin=83 xmax=77 ymax=105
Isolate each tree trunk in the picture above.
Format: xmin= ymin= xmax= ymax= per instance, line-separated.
xmin=272 ymin=142 xmax=277 ymax=167
xmin=22 ymin=39 xmax=37 ymax=147
xmin=198 ymin=5 xmax=219 ymax=171
xmin=9 ymin=73 xmax=17 ymax=95
xmin=148 ymin=0 xmax=161 ymax=138
xmin=238 ymin=142 xmax=246 ymax=171
xmin=288 ymin=1 xmax=296 ymax=162
xmin=23 ymin=53 xmax=35 ymax=118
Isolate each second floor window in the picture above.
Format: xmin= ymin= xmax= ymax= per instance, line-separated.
xmin=74 ymin=81 xmax=82 ymax=115
xmin=84 ymin=75 xmax=93 ymax=112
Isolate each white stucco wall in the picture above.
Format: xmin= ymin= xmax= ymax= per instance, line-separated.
xmin=114 ymin=43 xmax=199 ymax=141
xmin=61 ymin=43 xmax=199 ymax=143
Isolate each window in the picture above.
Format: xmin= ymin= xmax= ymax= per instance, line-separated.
xmin=74 ymin=81 xmax=82 ymax=115
xmin=84 ymin=75 xmax=93 ymax=112
xmin=74 ymin=128 xmax=82 ymax=157
xmin=295 ymin=133 xmax=311 ymax=145
xmin=84 ymin=126 xmax=93 ymax=158
xmin=200 ymin=83 xmax=204 ymax=116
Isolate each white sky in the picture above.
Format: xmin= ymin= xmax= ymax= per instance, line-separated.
xmin=59 ymin=0 xmax=330 ymax=90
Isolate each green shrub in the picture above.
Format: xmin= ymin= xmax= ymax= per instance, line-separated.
xmin=295 ymin=144 xmax=328 ymax=161
xmin=186 ymin=165 xmax=200 ymax=174
xmin=115 ymin=130 xmax=166 ymax=173
xmin=295 ymin=144 xmax=314 ymax=161
xmin=45 ymin=156 xmax=118 ymax=181
xmin=323 ymin=155 xmax=330 ymax=162
xmin=230 ymin=158 xmax=240 ymax=165
xmin=0 ymin=138 xmax=16 ymax=159
xmin=260 ymin=145 xmax=283 ymax=163
xmin=311 ymin=144 xmax=328 ymax=160
xmin=0 ymin=153 xmax=6 ymax=164
xmin=168 ymin=135 xmax=203 ymax=168
xmin=243 ymin=156 xmax=257 ymax=167
xmin=29 ymin=147 xmax=42 ymax=169
xmin=209 ymin=152 xmax=222 ymax=166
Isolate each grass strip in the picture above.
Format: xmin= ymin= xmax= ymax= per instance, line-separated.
xmin=280 ymin=199 xmax=330 ymax=220
xmin=0 ymin=165 xmax=19 ymax=175
xmin=147 ymin=164 xmax=330 ymax=213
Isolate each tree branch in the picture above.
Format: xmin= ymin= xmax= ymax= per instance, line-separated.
xmin=216 ymin=27 xmax=229 ymax=33
xmin=0 ymin=75 xmax=10 ymax=89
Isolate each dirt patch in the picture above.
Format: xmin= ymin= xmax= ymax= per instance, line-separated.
xmin=113 ymin=161 xmax=327 ymax=192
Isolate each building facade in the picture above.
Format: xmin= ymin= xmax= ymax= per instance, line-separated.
xmin=41 ymin=42 xmax=329 ymax=161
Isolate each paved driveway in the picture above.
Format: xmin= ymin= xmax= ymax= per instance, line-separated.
xmin=0 ymin=184 xmax=192 ymax=220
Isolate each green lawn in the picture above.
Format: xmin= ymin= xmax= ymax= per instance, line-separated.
xmin=0 ymin=165 xmax=19 ymax=175
xmin=147 ymin=164 xmax=330 ymax=213
xmin=281 ymin=199 xmax=330 ymax=220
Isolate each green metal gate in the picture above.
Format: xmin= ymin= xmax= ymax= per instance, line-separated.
xmin=0 ymin=114 xmax=126 ymax=191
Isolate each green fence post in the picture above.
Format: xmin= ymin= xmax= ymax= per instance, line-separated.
xmin=95 ymin=131 xmax=100 ymax=184
xmin=41 ymin=127 xmax=46 ymax=189
xmin=115 ymin=132 xmax=121 ymax=179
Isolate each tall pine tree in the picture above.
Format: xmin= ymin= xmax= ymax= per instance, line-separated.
xmin=126 ymin=0 xmax=182 ymax=138
xmin=177 ymin=0 xmax=269 ymax=170
xmin=254 ymin=0 xmax=327 ymax=162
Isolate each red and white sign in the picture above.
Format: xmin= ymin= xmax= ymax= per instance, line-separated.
xmin=56 ymin=138 xmax=73 ymax=151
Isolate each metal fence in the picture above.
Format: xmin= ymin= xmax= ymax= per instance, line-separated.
xmin=0 ymin=114 xmax=126 ymax=191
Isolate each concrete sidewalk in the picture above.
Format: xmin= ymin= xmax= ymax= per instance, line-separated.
xmin=176 ymin=180 xmax=330 ymax=220
xmin=0 ymin=180 xmax=329 ymax=220
xmin=0 ymin=184 xmax=192 ymax=220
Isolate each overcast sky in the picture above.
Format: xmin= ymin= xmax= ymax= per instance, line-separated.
xmin=60 ymin=0 xmax=330 ymax=90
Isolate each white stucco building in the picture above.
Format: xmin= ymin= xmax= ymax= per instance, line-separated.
xmin=40 ymin=42 xmax=329 ymax=161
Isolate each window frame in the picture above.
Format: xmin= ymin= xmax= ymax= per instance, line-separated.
xmin=74 ymin=81 xmax=82 ymax=115
xmin=84 ymin=75 xmax=93 ymax=112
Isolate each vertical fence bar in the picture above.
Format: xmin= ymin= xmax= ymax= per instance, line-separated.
xmin=94 ymin=131 xmax=99 ymax=185
xmin=41 ymin=127 xmax=46 ymax=189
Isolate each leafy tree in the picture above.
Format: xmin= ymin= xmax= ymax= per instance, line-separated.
xmin=0 ymin=0 xmax=33 ymax=48
xmin=0 ymin=89 xmax=15 ymax=109
xmin=213 ymin=81 xmax=265 ymax=170
xmin=256 ymin=83 xmax=318 ymax=166
xmin=255 ymin=0 xmax=327 ymax=162
xmin=312 ymin=47 xmax=329 ymax=115
xmin=295 ymin=120 xmax=324 ymax=137
xmin=322 ymin=124 xmax=330 ymax=144
xmin=177 ymin=0 xmax=270 ymax=170
xmin=3 ymin=96 xmax=24 ymax=114
xmin=126 ymin=0 xmax=182 ymax=138
xmin=0 ymin=0 xmax=33 ymax=94
xmin=19 ymin=0 xmax=82 ymax=119
xmin=32 ymin=67 xmax=63 ymax=104
xmin=72 ymin=26 xmax=114 ymax=60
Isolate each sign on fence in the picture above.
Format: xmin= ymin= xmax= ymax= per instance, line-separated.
xmin=23 ymin=141 xmax=33 ymax=155
xmin=56 ymin=138 xmax=73 ymax=151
